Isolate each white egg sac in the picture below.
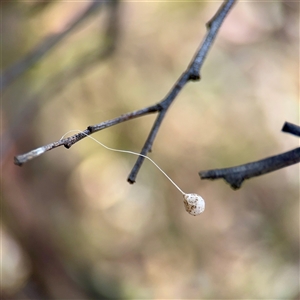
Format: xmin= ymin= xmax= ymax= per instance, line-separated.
xmin=183 ymin=193 xmax=205 ymax=216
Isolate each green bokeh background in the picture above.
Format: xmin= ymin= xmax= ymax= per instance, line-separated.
xmin=2 ymin=1 xmax=299 ymax=299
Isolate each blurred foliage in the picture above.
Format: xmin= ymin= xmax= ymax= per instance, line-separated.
xmin=1 ymin=1 xmax=299 ymax=299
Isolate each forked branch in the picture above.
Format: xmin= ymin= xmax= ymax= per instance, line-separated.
xmin=14 ymin=0 xmax=237 ymax=185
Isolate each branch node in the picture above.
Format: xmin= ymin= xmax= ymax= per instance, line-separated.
xmin=157 ymin=103 xmax=164 ymax=112
xmin=87 ymin=126 xmax=94 ymax=133
xmin=206 ymin=21 xmax=212 ymax=29
xmin=224 ymin=176 xmax=243 ymax=190
xmin=188 ymin=73 xmax=201 ymax=81
xmin=64 ymin=143 xmax=71 ymax=149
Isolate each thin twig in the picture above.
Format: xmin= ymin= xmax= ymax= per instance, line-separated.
xmin=14 ymin=1 xmax=237 ymax=185
xmin=127 ymin=0 xmax=236 ymax=183
xmin=199 ymin=122 xmax=300 ymax=189
xmin=14 ymin=105 xmax=160 ymax=166
xmin=282 ymin=121 xmax=300 ymax=137
xmin=1 ymin=0 xmax=104 ymax=91
xmin=4 ymin=0 xmax=120 ymax=164
xmin=199 ymin=148 xmax=300 ymax=189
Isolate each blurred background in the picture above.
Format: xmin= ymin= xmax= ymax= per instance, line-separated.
xmin=1 ymin=1 xmax=299 ymax=299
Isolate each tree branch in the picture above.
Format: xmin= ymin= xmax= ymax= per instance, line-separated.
xmin=127 ymin=0 xmax=236 ymax=183
xmin=3 ymin=0 xmax=120 ymax=165
xmin=14 ymin=105 xmax=160 ymax=166
xmin=14 ymin=1 xmax=237 ymax=185
xmin=1 ymin=0 xmax=104 ymax=91
xmin=199 ymin=122 xmax=300 ymax=189
xmin=282 ymin=121 xmax=300 ymax=137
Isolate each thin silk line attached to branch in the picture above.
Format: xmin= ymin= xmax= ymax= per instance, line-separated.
xmin=61 ymin=129 xmax=205 ymax=216
xmin=60 ymin=130 xmax=186 ymax=195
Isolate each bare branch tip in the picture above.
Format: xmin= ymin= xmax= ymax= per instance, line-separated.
xmin=14 ymin=157 xmax=23 ymax=167
xmin=127 ymin=178 xmax=135 ymax=184
xmin=282 ymin=121 xmax=290 ymax=132
xmin=282 ymin=121 xmax=300 ymax=137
